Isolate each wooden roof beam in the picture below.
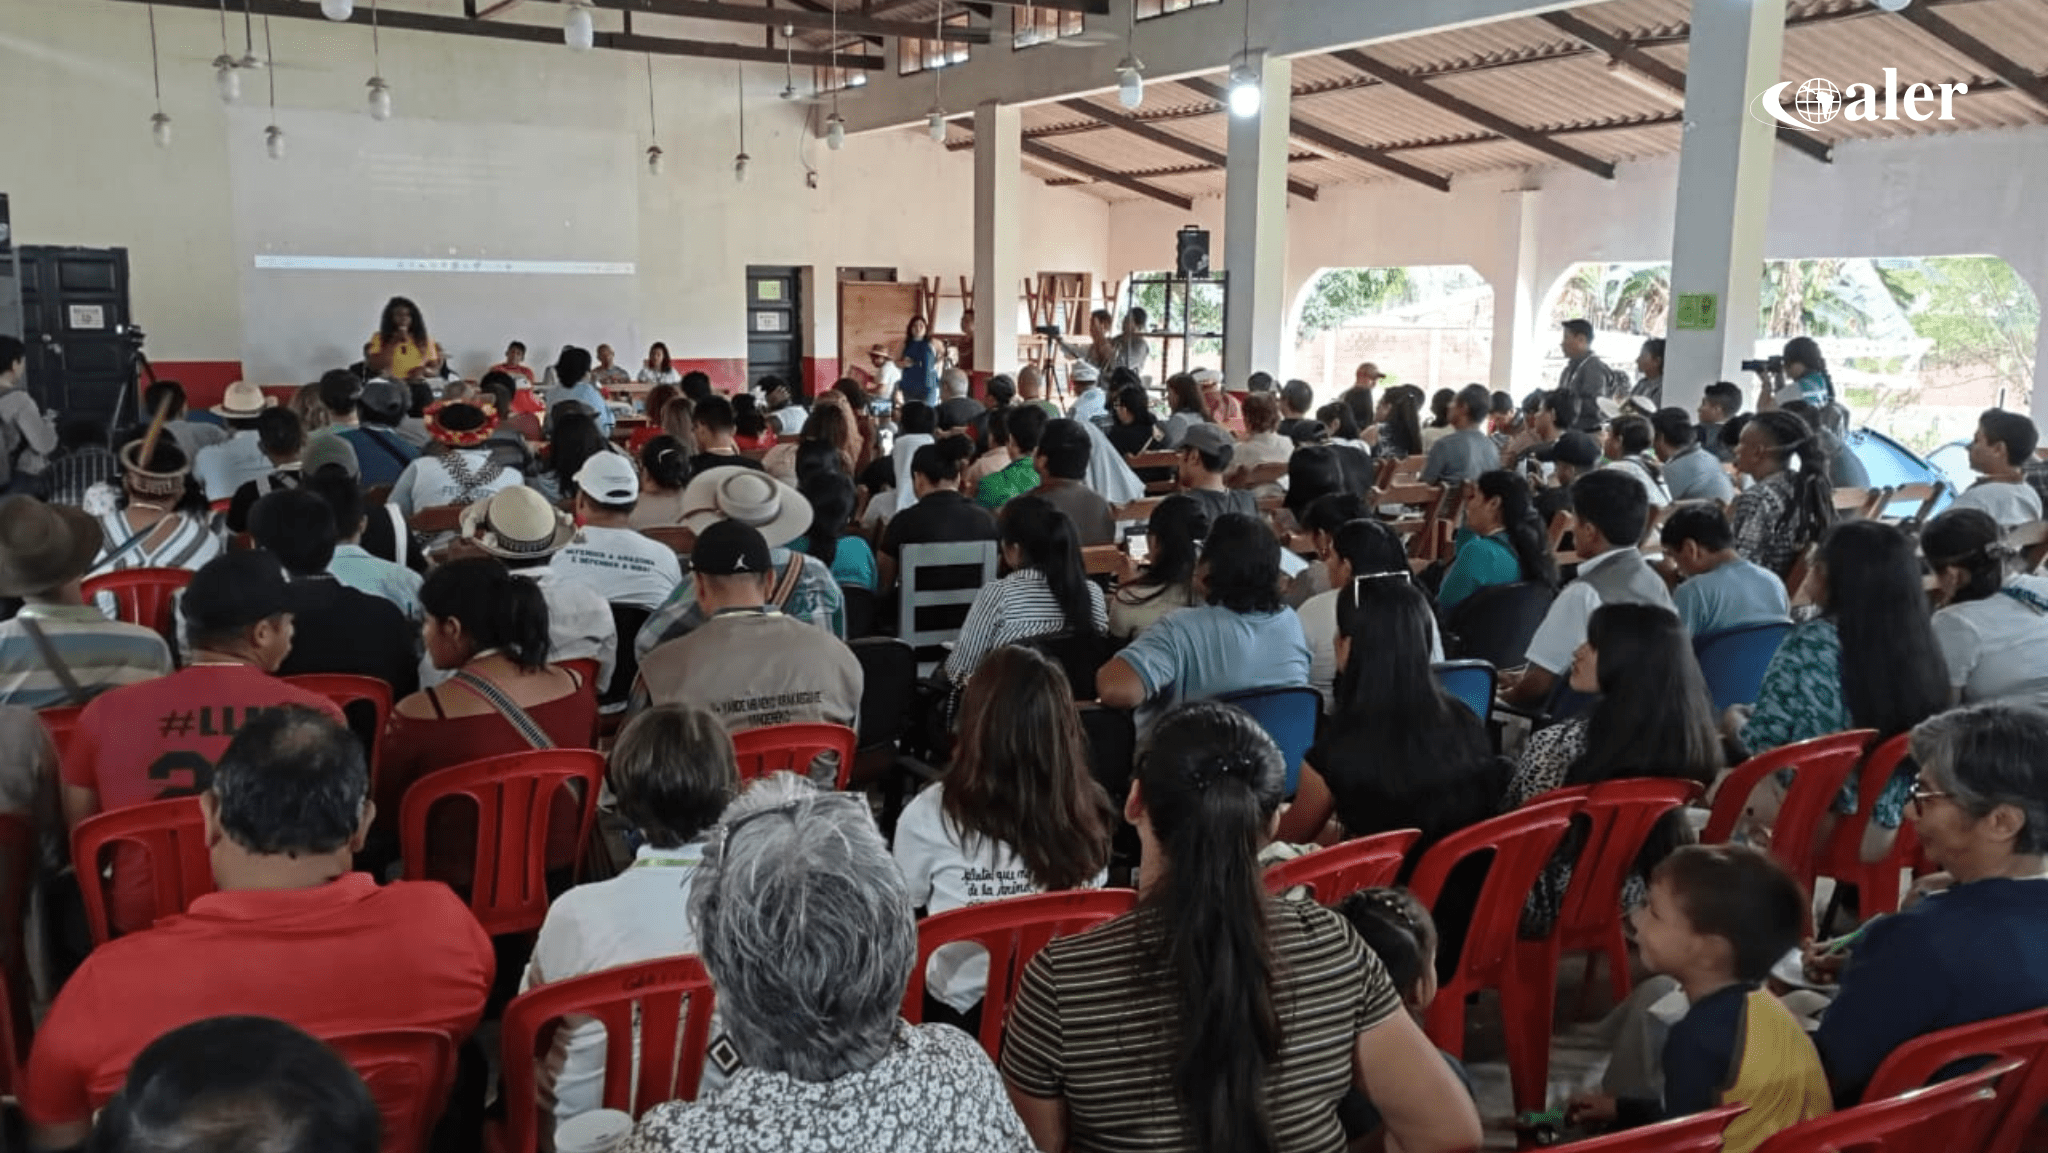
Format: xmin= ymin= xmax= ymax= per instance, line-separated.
xmin=1331 ymin=47 xmax=1616 ymax=179
xmin=579 ymin=0 xmax=991 ymax=45
xmin=1177 ymin=76 xmax=1452 ymax=192
xmin=1020 ymin=140 xmax=1194 ymax=210
xmin=1054 ymin=98 xmax=1319 ymax=201
xmin=1892 ymin=2 xmax=2048 ymax=114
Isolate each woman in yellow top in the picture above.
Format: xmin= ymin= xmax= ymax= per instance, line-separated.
xmin=364 ymin=296 xmax=442 ymax=381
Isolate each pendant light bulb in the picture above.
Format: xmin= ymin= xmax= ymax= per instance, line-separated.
xmin=264 ymin=123 xmax=285 ymax=160
xmin=734 ymin=152 xmax=749 ymax=182
xmin=826 ymin=114 xmax=846 ymax=150
xmin=564 ymin=3 xmax=594 ymax=50
xmin=150 ymin=111 xmax=173 ymax=149
xmin=320 ymin=0 xmax=353 ymax=19
xmin=1873 ymin=0 xmax=1911 ymax=9
xmin=1227 ymin=64 xmax=1261 ymax=118
xmin=646 ymin=144 xmax=665 ymax=176
xmin=927 ymin=109 xmax=947 ymax=143
xmin=214 ymin=56 xmax=241 ymax=103
xmin=367 ymin=75 xmax=392 ymax=120
xmin=1116 ymin=58 xmax=1144 ymax=110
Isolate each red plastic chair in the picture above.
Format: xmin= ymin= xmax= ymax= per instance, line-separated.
xmin=902 ymin=888 xmax=1138 ymax=1059
xmin=286 ymin=674 xmax=395 ymax=782
xmin=1406 ymin=793 xmax=1581 ymax=1114
xmin=493 ymin=956 xmax=717 ymax=1153
xmin=1263 ymin=829 xmax=1421 ymax=903
xmin=71 ymin=796 xmax=217 ymax=944
xmin=399 ymin=750 xmax=605 ymax=936
xmin=1540 ymin=778 xmax=1706 ymax=1006
xmin=1752 ymin=1057 xmax=2022 ymax=1153
xmin=730 ymin=722 xmax=858 ymax=791
xmin=37 ymin=705 xmax=83 ymax=761
xmin=1862 ymin=1007 xmax=2048 ymax=1153
xmin=323 ymin=1028 xmax=458 ymax=1153
xmin=81 ymin=567 xmax=194 ymax=648
xmin=1702 ymin=730 xmax=1876 ymax=895
xmin=0 ymin=813 xmax=33 ymax=1083
xmin=1814 ymin=732 xmax=1921 ymax=922
xmin=1552 ymin=1104 xmax=1746 ymax=1151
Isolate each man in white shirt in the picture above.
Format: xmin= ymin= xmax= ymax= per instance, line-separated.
xmin=1067 ymin=363 xmax=1107 ymax=425
xmin=1950 ymin=408 xmax=2044 ymax=530
xmin=1501 ymin=470 xmax=1674 ymax=708
xmin=866 ymin=346 xmax=902 ymax=411
xmin=1600 ymin=413 xmax=1672 ymax=509
xmin=550 ymin=453 xmax=684 ymax=609
xmin=194 ymin=382 xmax=283 ymax=501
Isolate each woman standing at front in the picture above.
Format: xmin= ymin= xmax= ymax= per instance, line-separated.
xmin=364 ymin=296 xmax=441 ymax=382
xmin=1000 ymin=701 xmax=1482 ymax=1153
xmin=899 ymin=316 xmax=939 ymax=408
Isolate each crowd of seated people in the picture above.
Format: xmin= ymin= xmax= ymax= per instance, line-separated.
xmin=9 ymin=321 xmax=2048 ymax=1153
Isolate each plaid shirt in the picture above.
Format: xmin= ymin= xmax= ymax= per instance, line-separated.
xmin=974 ymin=458 xmax=1041 ymax=510
xmin=633 ymin=547 xmax=845 ymax=661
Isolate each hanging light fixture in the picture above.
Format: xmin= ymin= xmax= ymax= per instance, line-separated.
xmin=1226 ymin=0 xmax=1259 ymax=118
xmin=145 ymin=4 xmax=172 ymax=148
xmin=733 ymin=62 xmax=751 ymax=182
xmin=237 ymin=0 xmax=265 ymax=71
xmin=779 ymin=25 xmax=798 ymax=100
xmin=320 ymin=0 xmax=354 ymax=20
xmin=211 ymin=0 xmax=240 ymax=104
xmin=366 ymin=0 xmax=391 ymax=120
xmin=825 ymin=0 xmax=846 ymax=151
xmin=262 ymin=16 xmax=284 ymax=159
xmin=1114 ymin=0 xmax=1143 ymax=110
xmin=643 ymin=53 xmax=664 ymax=175
xmin=1873 ymin=0 xmax=1912 ymax=10
xmin=564 ymin=1 xmax=595 ymax=51
xmin=826 ymin=115 xmax=846 ymax=149
xmin=925 ymin=1 xmax=946 ymax=143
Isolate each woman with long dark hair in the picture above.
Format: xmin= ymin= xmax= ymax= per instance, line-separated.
xmin=1375 ymin=387 xmax=1426 ymax=459
xmin=1422 ymin=387 xmax=1456 ymax=448
xmin=1739 ymin=519 xmax=1951 ymax=843
xmin=1439 ymin=470 xmax=1560 ymax=609
xmin=1728 ymin=409 xmax=1834 ymax=578
xmin=637 ymin=341 xmax=681 ymax=385
xmin=1158 ymin=372 xmax=1211 ymax=450
xmin=1758 ymin=334 xmax=1835 ymax=411
xmin=365 ymin=296 xmax=440 ymax=382
xmin=1317 ymin=401 xmax=1371 ymax=455
xmin=1106 ymin=383 xmax=1162 ymax=456
xmin=1508 ymin=602 xmax=1722 ymax=931
xmin=1280 ymin=574 xmax=1501 ymax=852
xmin=1925 ymin=507 xmax=2048 ymax=709
xmin=537 ymin=408 xmax=618 ymax=506
xmin=730 ymin=392 xmax=776 ymax=452
xmin=1002 ymin=701 xmax=1481 ymax=1153
xmin=899 ymin=315 xmax=939 ymax=407
xmin=1298 ymin=518 xmax=1442 ymax=710
xmin=943 ymin=495 xmax=1105 ymax=686
xmin=791 ymin=468 xmax=875 ymax=592
xmin=1110 ymin=493 xmax=1209 ymax=638
xmin=895 ymin=646 xmax=1113 ymax=1019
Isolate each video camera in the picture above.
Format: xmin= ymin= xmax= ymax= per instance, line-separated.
xmin=1034 ymin=324 xmax=1063 ymax=339
xmin=1739 ymin=355 xmax=1783 ymax=374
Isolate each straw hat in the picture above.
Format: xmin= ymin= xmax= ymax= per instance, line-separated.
xmin=458 ymin=486 xmax=576 ymax=560
xmin=678 ymin=466 xmax=812 ymax=548
xmin=213 ymin=381 xmax=275 ymax=420
xmin=0 ymin=496 xmax=103 ymax=597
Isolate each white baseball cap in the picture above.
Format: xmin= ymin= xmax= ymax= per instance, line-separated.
xmin=573 ymin=451 xmax=641 ymax=505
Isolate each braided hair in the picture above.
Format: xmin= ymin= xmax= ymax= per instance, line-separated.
xmin=1750 ymin=410 xmax=1835 ymax=555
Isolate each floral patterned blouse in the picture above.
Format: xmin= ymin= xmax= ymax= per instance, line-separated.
xmin=1739 ymin=617 xmax=1911 ymax=830
xmin=1729 ymin=470 xmax=1801 ymax=578
xmin=1503 ymin=717 xmax=1604 ymax=935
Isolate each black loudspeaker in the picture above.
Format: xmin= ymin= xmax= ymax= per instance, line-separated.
xmin=1175 ymin=226 xmax=1210 ymax=278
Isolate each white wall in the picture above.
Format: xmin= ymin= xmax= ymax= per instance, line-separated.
xmin=0 ymin=0 xmax=1109 ymax=378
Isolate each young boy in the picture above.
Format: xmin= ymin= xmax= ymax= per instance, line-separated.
xmin=1569 ymin=844 xmax=1831 ymax=1153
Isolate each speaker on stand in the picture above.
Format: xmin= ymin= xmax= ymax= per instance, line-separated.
xmin=1175 ymin=226 xmax=1209 ymax=278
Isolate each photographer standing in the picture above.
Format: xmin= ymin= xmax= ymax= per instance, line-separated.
xmin=0 ymin=336 xmax=56 ymax=496
xmin=1754 ymin=336 xmax=1835 ymax=412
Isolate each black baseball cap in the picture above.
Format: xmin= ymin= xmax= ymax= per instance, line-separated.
xmin=1534 ymin=430 xmax=1601 ymax=469
xmin=181 ymin=550 xmax=293 ymax=634
xmin=691 ymin=519 xmax=772 ymax=577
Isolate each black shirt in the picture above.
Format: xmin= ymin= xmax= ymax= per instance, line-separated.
xmin=1179 ymin=486 xmax=1257 ymax=524
xmin=881 ymin=489 xmax=999 ymax=559
xmin=689 ymin=450 xmax=766 ymax=476
xmin=275 ymin=575 xmax=419 ymax=697
xmin=226 ymin=467 xmax=303 ymax=534
xmin=1106 ymin=420 xmax=1162 ymax=457
xmin=1279 ymin=416 xmax=1324 ymax=445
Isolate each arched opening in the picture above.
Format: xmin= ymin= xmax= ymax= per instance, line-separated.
xmin=1288 ymin=265 xmax=1494 ymax=404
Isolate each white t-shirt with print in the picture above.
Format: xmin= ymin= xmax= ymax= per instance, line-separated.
xmin=549 ymin=525 xmax=684 ymax=609
xmin=893 ymin=784 xmax=1105 ymax=1014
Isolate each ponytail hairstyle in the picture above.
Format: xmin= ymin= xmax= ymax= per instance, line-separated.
xmin=1923 ymin=507 xmax=2011 ymax=605
xmin=1336 ymin=888 xmax=1439 ymax=1009
xmin=999 ymin=495 xmax=1098 ymax=636
xmin=419 ymin=556 xmax=552 ymax=671
xmin=1475 ymin=470 xmax=1560 ymax=589
xmin=1317 ymin=401 xmax=1362 ymax=441
xmin=1129 ymin=494 xmax=1208 ymax=605
xmin=1383 ymin=389 xmax=1425 ymax=457
xmin=640 ymin=435 xmax=690 ymax=492
xmin=1136 ymin=701 xmax=1286 ymax=1153
xmin=1750 ymin=410 xmax=1835 ymax=554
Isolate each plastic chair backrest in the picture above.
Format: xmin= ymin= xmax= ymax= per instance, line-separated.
xmin=1862 ymin=1008 xmax=2048 ymax=1153
xmin=1552 ymin=1104 xmax=1747 ymax=1152
xmin=498 ymin=956 xmax=717 ymax=1153
xmin=0 ymin=814 xmax=32 ymax=1094
xmin=1444 ymin=581 xmax=1556 ymax=670
xmin=1431 ymin=659 xmax=1495 ymax=722
xmin=1815 ymin=731 xmax=1921 ymax=916
xmin=398 ymin=750 xmax=605 ymax=936
xmin=410 ymin=504 xmax=466 ymax=535
xmin=898 ymin=540 xmax=1000 ymax=651
xmin=1019 ymin=632 xmax=1119 ymax=700
xmin=323 ymin=1028 xmax=458 ymax=1153
xmin=1692 ymin=622 xmax=1793 ymax=713
xmin=902 ymin=889 xmax=1138 ymax=1058
xmin=284 ymin=673 xmax=394 ymax=776
xmin=37 ymin=706 xmax=82 ymax=761
xmin=1702 ymin=730 xmax=1875 ymax=890
xmin=1555 ymin=778 xmax=1706 ymax=945
xmin=1077 ymin=704 xmax=1136 ymax=802
xmin=1217 ymin=686 xmax=1321 ymax=796
xmin=730 ymin=722 xmax=858 ymax=790
xmin=80 ymin=567 xmax=193 ymax=647
xmin=1752 ymin=1057 xmax=2020 ymax=1153
xmin=850 ymin=638 xmax=917 ymax=750
xmin=841 ymin=585 xmax=879 ymax=640
xmin=1263 ymin=829 xmax=1422 ymax=903
xmin=602 ymin=604 xmax=653 ymax=707
xmin=71 ymin=796 xmax=217 ymax=945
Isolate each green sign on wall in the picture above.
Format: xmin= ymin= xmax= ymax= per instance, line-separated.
xmin=1674 ymin=293 xmax=1719 ymax=331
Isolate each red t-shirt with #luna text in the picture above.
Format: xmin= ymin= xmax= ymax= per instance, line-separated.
xmin=64 ymin=664 xmax=343 ymax=931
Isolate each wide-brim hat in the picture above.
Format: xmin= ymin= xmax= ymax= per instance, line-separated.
xmin=0 ymin=496 xmax=103 ymax=597
xmin=213 ymin=381 xmax=275 ymax=419
xmin=424 ymin=399 xmax=498 ymax=448
xmin=459 ymin=486 xmax=576 ymax=560
xmin=679 ymin=466 xmax=812 ymax=548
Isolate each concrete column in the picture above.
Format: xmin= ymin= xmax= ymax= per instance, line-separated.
xmin=1663 ymin=0 xmax=1787 ymax=411
xmin=1223 ymin=52 xmax=1292 ymax=387
xmin=1489 ymin=187 xmax=1543 ymax=395
xmin=973 ymin=102 xmax=1022 ymax=379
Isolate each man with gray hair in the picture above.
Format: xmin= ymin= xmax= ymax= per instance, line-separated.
xmin=617 ymin=774 xmax=1037 ymax=1153
xmin=935 ymin=368 xmax=982 ymax=432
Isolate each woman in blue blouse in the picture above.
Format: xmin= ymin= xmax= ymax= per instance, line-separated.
xmin=790 ymin=469 xmax=877 ymax=593
xmin=1438 ymin=470 xmax=1560 ymax=609
xmin=1735 ymin=520 xmax=1949 ymax=839
xmin=897 ymin=316 xmax=938 ymax=407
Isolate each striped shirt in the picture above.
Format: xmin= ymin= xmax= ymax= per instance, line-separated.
xmin=0 ymin=605 xmax=173 ymax=710
xmin=1001 ymin=899 xmax=1403 ymax=1153
xmin=89 ymin=507 xmax=223 ymax=576
xmin=942 ymin=568 xmax=1107 ymax=685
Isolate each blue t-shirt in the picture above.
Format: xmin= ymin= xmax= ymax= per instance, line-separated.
xmin=1116 ymin=606 xmax=1310 ymax=734
xmin=1662 ymin=445 xmax=1736 ymax=503
xmin=789 ymin=533 xmax=879 ymax=593
xmin=552 ymin=380 xmax=615 ymax=433
xmin=337 ymin=427 xmax=420 ymax=488
xmin=900 ymin=339 xmax=937 ymax=404
xmin=1674 ymin=558 xmax=1791 ymax=638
